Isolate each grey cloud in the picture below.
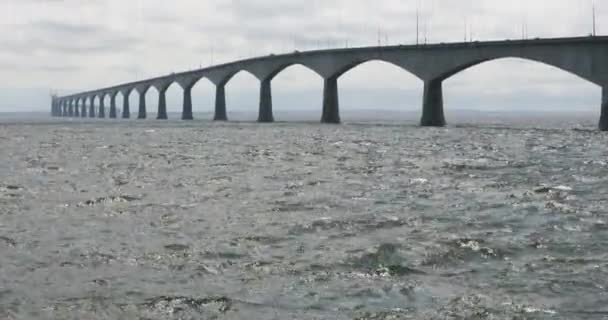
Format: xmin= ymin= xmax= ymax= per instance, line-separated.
xmin=0 ymin=61 xmax=80 ymax=73
xmin=220 ymin=1 xmax=318 ymax=20
xmin=28 ymin=20 xmax=101 ymax=36
xmin=3 ymin=20 xmax=142 ymax=55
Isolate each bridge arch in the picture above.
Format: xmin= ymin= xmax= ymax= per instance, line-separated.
xmin=224 ymin=70 xmax=259 ymax=121
xmin=332 ymin=58 xmax=420 ymax=81
xmin=189 ymin=77 xmax=216 ymax=119
xmin=420 ymin=48 xmax=606 ymax=127
xmin=220 ymin=69 xmax=258 ymax=88
xmin=439 ymin=57 xmax=600 ymax=124
xmin=436 ymin=55 xmax=599 ymax=85
xmin=142 ymin=85 xmax=160 ymax=119
xmin=335 ymin=59 xmax=423 ymax=122
xmin=270 ymin=63 xmax=324 ymax=121
xmin=263 ymin=62 xmax=325 ymax=81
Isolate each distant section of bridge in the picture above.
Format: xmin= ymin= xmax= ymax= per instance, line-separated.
xmin=53 ymin=36 xmax=608 ymax=131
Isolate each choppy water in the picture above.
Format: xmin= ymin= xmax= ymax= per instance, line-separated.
xmin=1 ymin=116 xmax=607 ymax=319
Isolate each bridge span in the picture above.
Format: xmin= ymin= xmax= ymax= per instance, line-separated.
xmin=53 ymin=36 xmax=608 ymax=131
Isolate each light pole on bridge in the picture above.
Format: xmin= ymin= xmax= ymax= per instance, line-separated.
xmin=592 ymin=0 xmax=597 ymax=36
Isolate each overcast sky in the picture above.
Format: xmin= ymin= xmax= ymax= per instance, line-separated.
xmin=0 ymin=0 xmax=605 ymax=114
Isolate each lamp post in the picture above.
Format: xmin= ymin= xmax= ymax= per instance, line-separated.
xmin=416 ymin=3 xmax=420 ymax=45
xmin=593 ymin=0 xmax=597 ymax=36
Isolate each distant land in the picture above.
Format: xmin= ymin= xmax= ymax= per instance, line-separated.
xmin=0 ymin=109 xmax=598 ymax=127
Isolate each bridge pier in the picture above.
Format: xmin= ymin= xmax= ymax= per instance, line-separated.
xmin=258 ymin=78 xmax=274 ymax=122
xmin=122 ymin=94 xmax=130 ymax=118
xmin=68 ymin=101 xmax=74 ymax=117
xmin=89 ymin=97 xmax=96 ymax=118
xmin=138 ymin=92 xmax=146 ymax=119
xmin=421 ymin=79 xmax=446 ymax=127
xmin=182 ymin=86 xmax=194 ymax=120
xmin=321 ymin=76 xmax=340 ymax=124
xmin=74 ymin=100 xmax=80 ymax=117
xmin=214 ymin=84 xmax=228 ymax=121
xmin=601 ymin=87 xmax=608 ymax=131
xmin=157 ymin=89 xmax=168 ymax=120
xmin=98 ymin=97 xmax=105 ymax=118
xmin=62 ymin=103 xmax=68 ymax=117
xmin=109 ymin=94 xmax=117 ymax=119
xmin=81 ymin=100 xmax=87 ymax=118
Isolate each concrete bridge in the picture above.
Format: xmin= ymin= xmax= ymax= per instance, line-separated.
xmin=53 ymin=36 xmax=608 ymax=131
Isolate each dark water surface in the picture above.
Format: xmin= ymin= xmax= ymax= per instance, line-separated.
xmin=1 ymin=116 xmax=607 ymax=319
